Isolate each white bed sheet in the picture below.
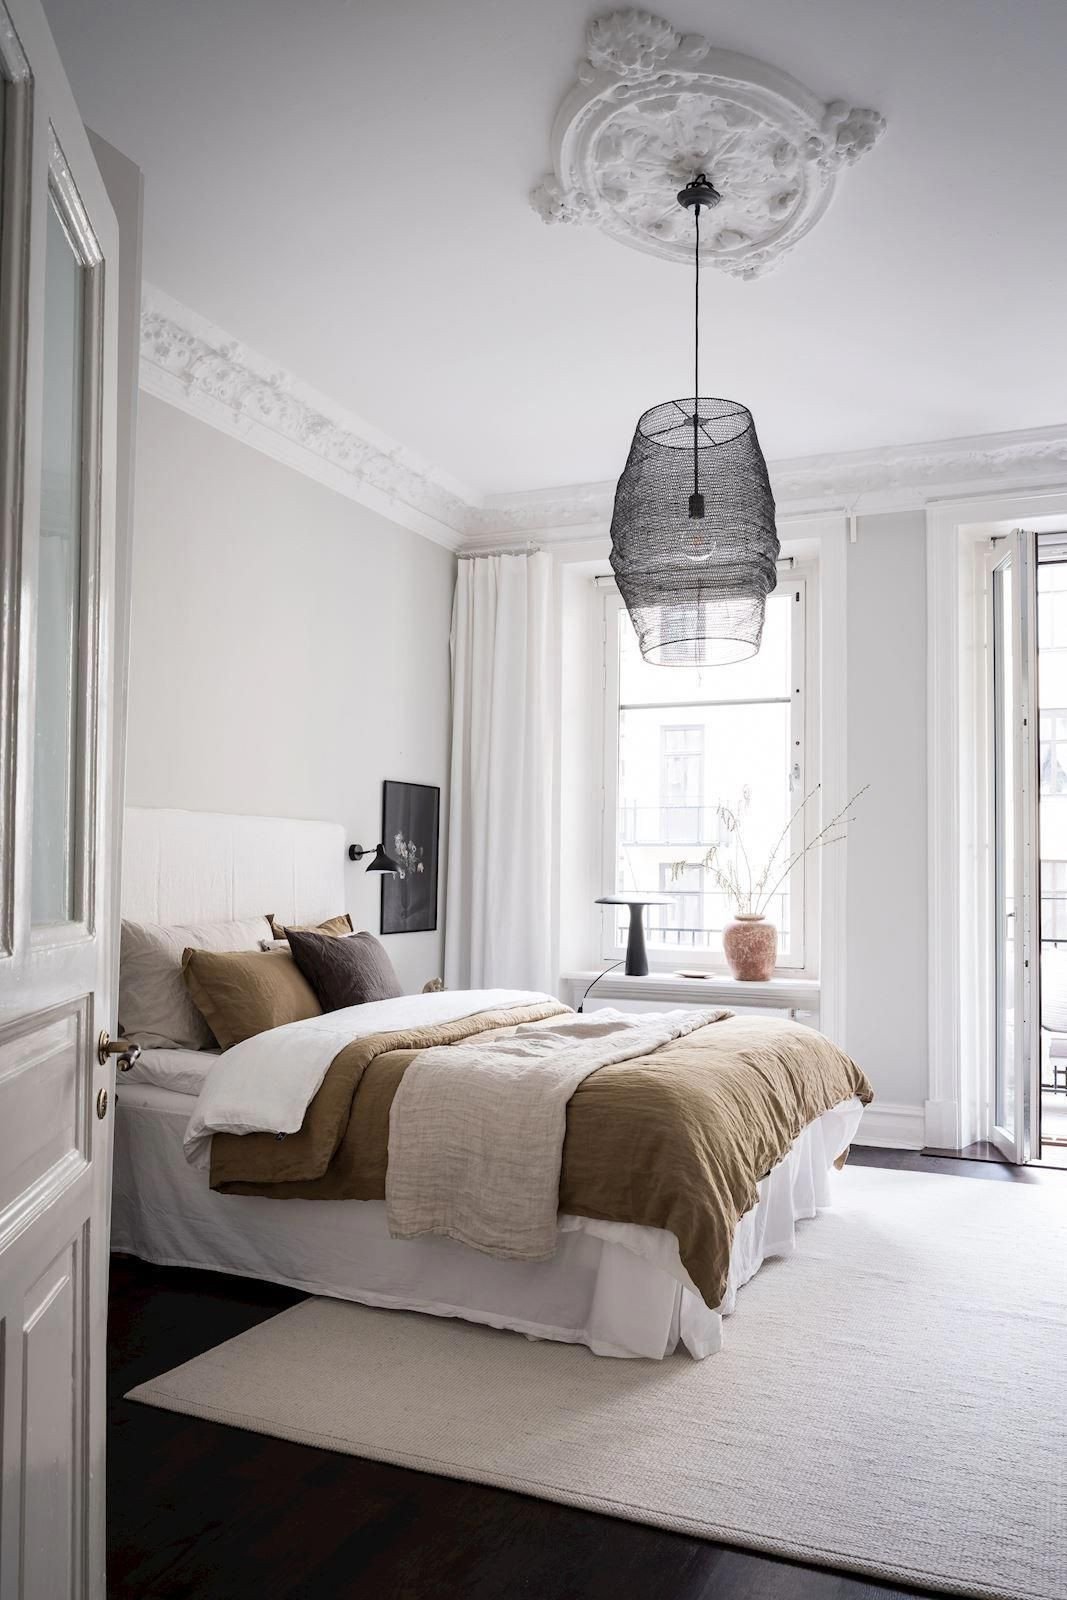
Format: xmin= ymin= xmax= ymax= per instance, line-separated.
xmin=122 ymin=1047 xmax=218 ymax=1098
xmin=112 ymin=1084 xmax=863 ymax=1360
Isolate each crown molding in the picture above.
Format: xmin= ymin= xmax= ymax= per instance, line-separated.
xmin=138 ymin=286 xmax=475 ymax=549
xmin=461 ymin=423 xmax=1067 ymax=548
xmin=138 ymin=287 xmax=1067 ymax=553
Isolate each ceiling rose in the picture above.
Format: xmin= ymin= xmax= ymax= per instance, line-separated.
xmin=531 ymin=9 xmax=886 ymax=278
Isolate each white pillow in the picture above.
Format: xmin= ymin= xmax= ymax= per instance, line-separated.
xmin=119 ymin=915 xmax=273 ymax=1050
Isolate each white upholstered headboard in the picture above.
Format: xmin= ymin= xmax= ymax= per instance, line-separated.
xmin=122 ymin=807 xmax=346 ymax=926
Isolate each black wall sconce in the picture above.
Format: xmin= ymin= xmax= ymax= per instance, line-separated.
xmin=348 ymin=842 xmax=401 ymax=873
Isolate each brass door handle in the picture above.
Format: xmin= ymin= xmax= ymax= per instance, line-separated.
xmin=97 ymin=1031 xmax=143 ymax=1072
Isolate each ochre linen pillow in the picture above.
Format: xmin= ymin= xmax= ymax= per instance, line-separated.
xmin=268 ymin=912 xmax=353 ymax=940
xmin=119 ymin=915 xmax=274 ymax=1050
xmin=181 ymin=947 xmax=322 ymax=1051
xmin=286 ymin=929 xmax=403 ymax=1010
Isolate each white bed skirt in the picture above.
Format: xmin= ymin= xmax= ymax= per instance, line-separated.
xmin=112 ymin=1087 xmax=863 ymax=1360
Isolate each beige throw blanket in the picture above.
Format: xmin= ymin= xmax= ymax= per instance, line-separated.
xmin=385 ymin=1007 xmax=728 ymax=1259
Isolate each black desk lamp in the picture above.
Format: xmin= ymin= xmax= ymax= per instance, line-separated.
xmin=594 ymin=894 xmax=672 ymax=977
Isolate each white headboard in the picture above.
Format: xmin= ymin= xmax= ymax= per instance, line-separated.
xmin=122 ymin=807 xmax=346 ymax=926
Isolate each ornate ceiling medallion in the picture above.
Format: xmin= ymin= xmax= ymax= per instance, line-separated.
xmin=531 ymin=9 xmax=885 ymax=278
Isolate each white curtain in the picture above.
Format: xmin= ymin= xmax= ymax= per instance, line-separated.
xmin=445 ymin=551 xmax=556 ymax=993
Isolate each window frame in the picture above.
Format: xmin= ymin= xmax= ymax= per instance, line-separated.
xmin=597 ymin=570 xmax=818 ymax=976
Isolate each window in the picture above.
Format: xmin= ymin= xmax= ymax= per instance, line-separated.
xmin=600 ymin=578 xmax=812 ymax=971
xmin=660 ymin=725 xmax=703 ymax=843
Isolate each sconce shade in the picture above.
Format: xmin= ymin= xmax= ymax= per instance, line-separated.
xmin=366 ymin=843 xmax=400 ymax=874
xmin=348 ymin=842 xmax=401 ymax=873
xmin=609 ymin=398 xmax=779 ymax=666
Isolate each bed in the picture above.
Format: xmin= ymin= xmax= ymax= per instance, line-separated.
xmin=112 ymin=807 xmax=869 ymax=1361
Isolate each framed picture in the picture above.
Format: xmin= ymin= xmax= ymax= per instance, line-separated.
xmin=380 ymin=780 xmax=440 ymax=935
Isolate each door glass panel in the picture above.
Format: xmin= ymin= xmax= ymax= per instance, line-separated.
xmin=993 ymin=560 xmax=1015 ymax=1130
xmin=31 ymin=196 xmax=85 ymax=926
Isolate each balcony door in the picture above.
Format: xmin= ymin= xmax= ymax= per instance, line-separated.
xmin=991 ymin=530 xmax=1041 ymax=1162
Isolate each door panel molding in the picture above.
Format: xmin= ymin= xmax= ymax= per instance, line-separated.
xmin=0 ymin=996 xmax=90 ymax=1252
xmin=19 ymin=1225 xmax=89 ymax=1599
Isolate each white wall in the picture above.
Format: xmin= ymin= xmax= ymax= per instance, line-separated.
xmin=845 ymin=511 xmax=928 ymax=1114
xmin=126 ymin=393 xmax=456 ymax=993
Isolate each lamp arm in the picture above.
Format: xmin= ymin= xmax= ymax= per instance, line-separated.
xmin=348 ymin=843 xmax=381 ymax=861
xmin=576 ymin=960 xmax=626 ymax=1014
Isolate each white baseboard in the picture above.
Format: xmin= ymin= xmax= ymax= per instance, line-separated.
xmin=858 ymin=1101 xmax=926 ymax=1150
xmin=923 ymin=1097 xmax=961 ymax=1150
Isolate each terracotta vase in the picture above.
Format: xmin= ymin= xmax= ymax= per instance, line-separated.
xmin=722 ymin=913 xmax=777 ymax=981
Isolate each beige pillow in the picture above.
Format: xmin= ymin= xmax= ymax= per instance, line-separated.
xmin=268 ymin=912 xmax=353 ymax=940
xmin=119 ymin=916 xmax=273 ymax=1050
xmin=182 ymin=947 xmax=322 ymax=1051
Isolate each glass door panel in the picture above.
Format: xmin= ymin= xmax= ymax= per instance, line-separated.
xmin=30 ymin=193 xmax=86 ymax=926
xmin=992 ymin=531 xmax=1041 ymax=1162
xmin=993 ymin=559 xmax=1015 ymax=1133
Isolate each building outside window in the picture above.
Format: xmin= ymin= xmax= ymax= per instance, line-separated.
xmin=660 ymin=725 xmax=703 ymax=844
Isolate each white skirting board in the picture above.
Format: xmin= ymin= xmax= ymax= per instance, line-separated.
xmin=858 ymin=1100 xmax=925 ymax=1149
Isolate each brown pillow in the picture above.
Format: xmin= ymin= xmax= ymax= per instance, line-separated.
xmin=286 ymin=929 xmax=403 ymax=1011
xmin=268 ymin=912 xmax=353 ymax=941
xmin=181 ymin=947 xmax=322 ymax=1050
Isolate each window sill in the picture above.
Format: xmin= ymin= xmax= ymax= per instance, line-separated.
xmin=560 ymin=969 xmax=820 ymax=1015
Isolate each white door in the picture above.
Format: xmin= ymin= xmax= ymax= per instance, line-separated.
xmin=991 ymin=529 xmax=1042 ymax=1162
xmin=0 ymin=2 xmax=122 ymax=1596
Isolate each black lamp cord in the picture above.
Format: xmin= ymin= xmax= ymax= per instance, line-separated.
xmin=693 ymin=199 xmax=700 ymax=503
xmin=576 ymin=960 xmax=626 ymax=1014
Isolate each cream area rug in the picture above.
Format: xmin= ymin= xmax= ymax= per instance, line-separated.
xmin=127 ymin=1167 xmax=1067 ymax=1599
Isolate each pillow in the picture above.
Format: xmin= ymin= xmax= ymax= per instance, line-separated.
xmin=286 ymin=929 xmax=403 ymax=1010
xmin=181 ymin=947 xmax=322 ymax=1050
xmin=268 ymin=912 xmax=353 ymax=941
xmin=119 ymin=916 xmax=273 ymax=1050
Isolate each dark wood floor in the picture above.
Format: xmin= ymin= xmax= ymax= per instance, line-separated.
xmin=108 ymin=1147 xmax=1063 ymax=1600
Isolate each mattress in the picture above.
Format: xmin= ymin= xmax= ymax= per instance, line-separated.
xmin=112 ymin=1082 xmax=863 ymax=1360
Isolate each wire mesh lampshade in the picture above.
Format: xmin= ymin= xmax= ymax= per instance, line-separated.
xmin=609 ymin=396 xmax=779 ymax=666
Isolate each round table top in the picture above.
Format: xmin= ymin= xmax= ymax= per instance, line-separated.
xmin=594 ymin=894 xmax=672 ymax=906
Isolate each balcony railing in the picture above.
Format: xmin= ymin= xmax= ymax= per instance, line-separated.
xmin=606 ymin=886 xmax=790 ymax=951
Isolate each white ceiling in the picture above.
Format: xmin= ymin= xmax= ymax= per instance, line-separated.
xmin=43 ymin=0 xmax=1067 ymax=497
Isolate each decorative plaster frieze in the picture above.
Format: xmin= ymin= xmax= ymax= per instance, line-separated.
xmin=139 ymin=286 xmax=475 ymax=548
xmin=139 ymin=288 xmax=1067 ymax=551
xmin=530 ymin=9 xmax=885 ymax=277
xmin=770 ymin=426 xmax=1067 ymax=509
xmin=463 ymin=424 xmax=1067 ymax=546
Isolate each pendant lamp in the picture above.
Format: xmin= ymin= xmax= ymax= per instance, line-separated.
xmin=609 ymin=176 xmax=779 ymax=666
